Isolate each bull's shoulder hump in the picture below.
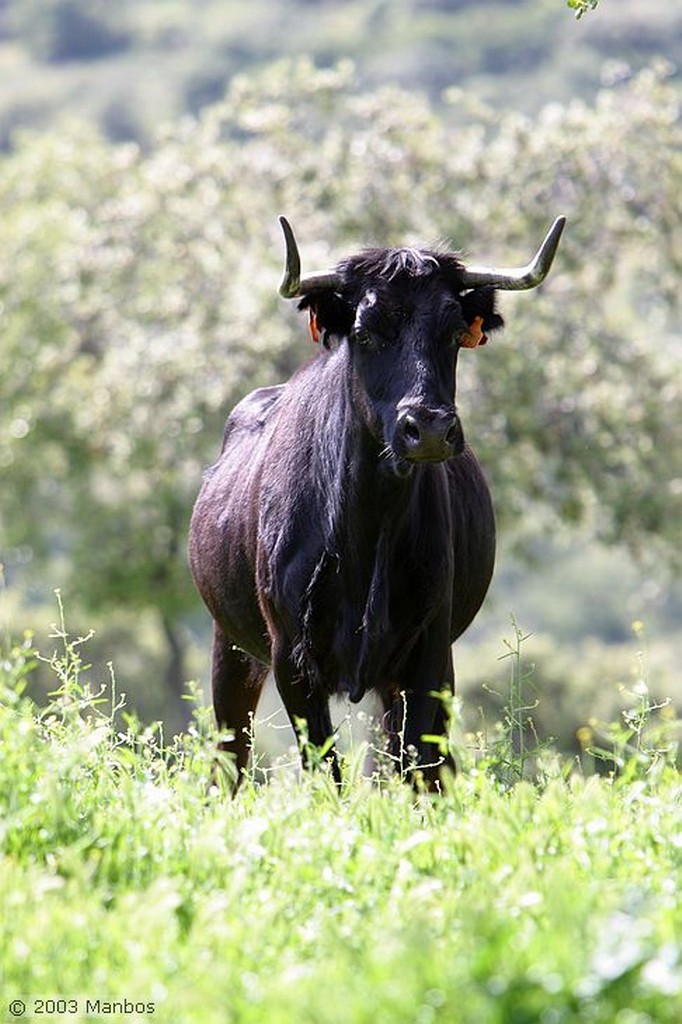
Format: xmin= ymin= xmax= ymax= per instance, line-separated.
xmin=221 ymin=384 xmax=286 ymax=450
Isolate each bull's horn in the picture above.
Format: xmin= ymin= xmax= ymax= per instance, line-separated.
xmin=460 ymin=216 xmax=567 ymax=291
xmin=278 ymin=216 xmax=343 ymax=298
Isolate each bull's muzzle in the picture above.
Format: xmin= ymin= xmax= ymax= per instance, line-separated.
xmin=394 ymin=407 xmax=464 ymax=463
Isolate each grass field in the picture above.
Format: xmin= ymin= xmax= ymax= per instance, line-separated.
xmin=1 ymin=618 xmax=681 ymax=1024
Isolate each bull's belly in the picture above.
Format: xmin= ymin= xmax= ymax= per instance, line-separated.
xmin=214 ymin=592 xmax=271 ymax=666
xmin=189 ymin=501 xmax=271 ymax=665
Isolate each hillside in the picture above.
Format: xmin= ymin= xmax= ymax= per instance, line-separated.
xmin=0 ymin=0 xmax=680 ymax=148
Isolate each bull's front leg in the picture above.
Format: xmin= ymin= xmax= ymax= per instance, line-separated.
xmin=272 ymin=636 xmax=341 ymax=784
xmin=390 ymin=620 xmax=457 ymax=789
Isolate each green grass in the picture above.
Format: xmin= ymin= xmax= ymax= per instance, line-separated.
xmin=0 ymin=619 xmax=681 ymax=1023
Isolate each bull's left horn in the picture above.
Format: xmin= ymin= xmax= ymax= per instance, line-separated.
xmin=460 ymin=216 xmax=567 ymax=291
xmin=278 ymin=216 xmax=343 ymax=298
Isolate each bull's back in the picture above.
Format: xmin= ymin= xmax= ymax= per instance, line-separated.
xmin=189 ymin=386 xmax=285 ymax=662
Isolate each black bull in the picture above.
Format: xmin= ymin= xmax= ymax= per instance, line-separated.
xmin=189 ymin=215 xmax=565 ymax=787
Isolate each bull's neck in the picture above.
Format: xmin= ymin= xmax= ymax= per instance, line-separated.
xmin=315 ymin=346 xmax=418 ymax=703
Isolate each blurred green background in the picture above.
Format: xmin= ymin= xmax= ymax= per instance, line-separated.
xmin=0 ymin=0 xmax=680 ymax=758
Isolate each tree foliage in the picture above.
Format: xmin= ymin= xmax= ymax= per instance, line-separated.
xmin=1 ymin=60 xmax=680 ymax=703
xmin=567 ymin=0 xmax=600 ymax=19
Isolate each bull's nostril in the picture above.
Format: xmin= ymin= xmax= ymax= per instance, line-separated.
xmin=445 ymin=423 xmax=460 ymax=446
xmin=403 ymin=416 xmax=421 ymax=444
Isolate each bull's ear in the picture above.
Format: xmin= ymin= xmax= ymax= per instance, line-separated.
xmin=297 ymin=292 xmax=353 ymax=346
xmin=459 ymin=287 xmax=504 ymax=347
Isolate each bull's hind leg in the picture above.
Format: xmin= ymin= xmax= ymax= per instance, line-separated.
xmin=211 ymin=625 xmax=266 ymax=789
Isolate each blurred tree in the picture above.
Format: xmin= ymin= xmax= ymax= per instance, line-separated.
xmin=0 ymin=123 xmax=290 ymax=721
xmin=0 ymin=60 xmax=679 ymax=721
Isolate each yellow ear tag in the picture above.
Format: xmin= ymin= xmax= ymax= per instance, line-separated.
xmin=460 ymin=315 xmax=487 ymax=348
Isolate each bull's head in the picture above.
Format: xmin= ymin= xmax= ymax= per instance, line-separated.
xmin=278 ymin=214 xmax=565 ymax=476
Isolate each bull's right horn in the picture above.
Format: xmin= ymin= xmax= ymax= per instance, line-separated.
xmin=459 ymin=216 xmax=567 ymax=292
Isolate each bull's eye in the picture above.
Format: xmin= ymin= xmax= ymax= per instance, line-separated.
xmin=354 ymin=327 xmax=372 ymax=347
